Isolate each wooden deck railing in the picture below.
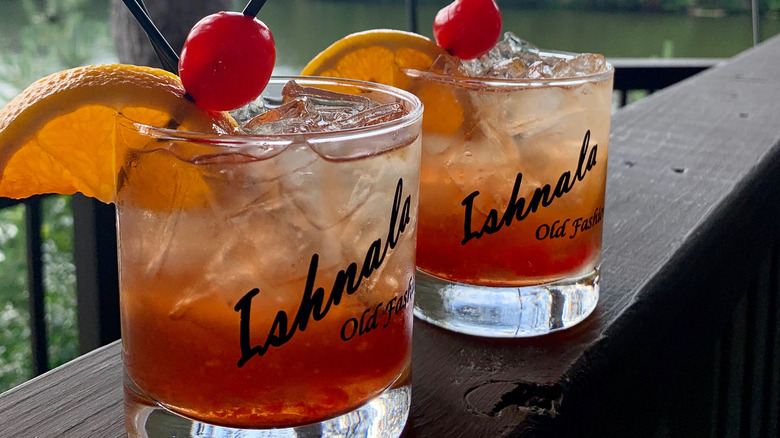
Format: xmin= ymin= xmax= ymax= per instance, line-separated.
xmin=611 ymin=57 xmax=723 ymax=106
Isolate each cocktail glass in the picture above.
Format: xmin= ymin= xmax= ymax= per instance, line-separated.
xmin=118 ymin=77 xmax=422 ymax=437
xmin=408 ymin=51 xmax=614 ymax=337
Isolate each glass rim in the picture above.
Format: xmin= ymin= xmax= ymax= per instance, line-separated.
xmin=404 ymin=49 xmax=614 ymax=88
xmin=120 ymin=75 xmax=424 ymax=149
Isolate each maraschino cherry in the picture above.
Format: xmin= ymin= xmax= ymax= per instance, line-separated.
xmin=433 ymin=0 xmax=502 ymax=60
xmin=179 ymin=11 xmax=276 ymax=111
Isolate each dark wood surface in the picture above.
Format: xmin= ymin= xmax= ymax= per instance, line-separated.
xmin=610 ymin=57 xmax=724 ymax=91
xmin=2 ymin=35 xmax=780 ymax=438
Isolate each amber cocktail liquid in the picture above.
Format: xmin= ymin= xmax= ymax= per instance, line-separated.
xmin=410 ymin=35 xmax=614 ymax=337
xmin=118 ymin=78 xmax=422 ymax=437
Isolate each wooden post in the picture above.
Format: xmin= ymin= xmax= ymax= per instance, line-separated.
xmin=24 ymin=197 xmax=47 ymax=375
xmin=72 ymin=195 xmax=119 ymax=354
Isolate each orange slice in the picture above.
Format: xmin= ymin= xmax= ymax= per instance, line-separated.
xmin=301 ymin=29 xmax=446 ymax=90
xmin=302 ymin=29 xmax=465 ymax=136
xmin=0 ymin=64 xmax=237 ymax=205
xmin=412 ymin=79 xmax=464 ymax=136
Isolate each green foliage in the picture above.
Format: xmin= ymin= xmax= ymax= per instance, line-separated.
xmin=21 ymin=0 xmax=102 ymax=67
xmin=0 ymin=205 xmax=31 ymax=392
xmin=0 ymin=0 xmax=91 ymax=393
xmin=41 ymin=197 xmax=78 ymax=370
xmin=762 ymin=0 xmax=780 ymax=12
xmin=0 ymin=0 xmax=111 ymax=104
xmin=0 ymin=197 xmax=77 ymax=392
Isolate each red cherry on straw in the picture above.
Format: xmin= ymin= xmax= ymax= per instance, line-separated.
xmin=179 ymin=11 xmax=276 ymax=111
xmin=433 ymin=0 xmax=502 ymax=60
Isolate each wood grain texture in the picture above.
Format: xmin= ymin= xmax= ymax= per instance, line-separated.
xmin=2 ymin=34 xmax=779 ymax=438
xmin=0 ymin=342 xmax=124 ymax=438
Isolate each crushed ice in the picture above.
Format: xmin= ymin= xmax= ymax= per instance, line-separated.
xmin=233 ymin=81 xmax=406 ymax=135
xmin=431 ymin=32 xmax=608 ymax=80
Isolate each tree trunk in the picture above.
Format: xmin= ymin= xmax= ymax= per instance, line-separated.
xmin=110 ymin=0 xmax=232 ymax=68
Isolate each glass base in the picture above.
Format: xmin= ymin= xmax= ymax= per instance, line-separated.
xmin=413 ymin=267 xmax=600 ymax=337
xmin=124 ymin=372 xmax=411 ymax=438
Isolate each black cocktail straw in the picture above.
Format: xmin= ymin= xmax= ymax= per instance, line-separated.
xmin=135 ymin=0 xmax=150 ymax=14
xmin=121 ymin=0 xmax=180 ymax=74
xmin=242 ymin=0 xmax=269 ymax=17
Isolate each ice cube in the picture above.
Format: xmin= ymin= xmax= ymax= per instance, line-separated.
xmin=461 ymin=32 xmax=543 ymax=78
xmin=241 ymin=80 xmax=407 ymax=135
xmin=229 ymin=99 xmax=266 ymax=127
xmin=338 ymin=192 xmax=390 ymax=263
xmin=324 ymin=102 xmax=405 ymax=131
xmin=501 ymin=32 xmax=542 ymax=58
xmin=337 ymin=180 xmax=417 ymax=308
xmin=525 ymin=60 xmax=553 ymax=79
xmin=461 ymin=56 xmax=491 ymax=78
xmin=473 ymin=85 xmax=566 ymax=138
xmin=432 ymin=32 xmax=607 ymax=80
xmin=557 ymin=53 xmax=608 ymax=76
xmin=223 ymin=197 xmax=342 ymax=288
xmin=444 ymin=119 xmax=526 ymax=216
xmin=422 ymin=131 xmax=461 ymax=158
xmin=278 ymin=153 xmax=375 ymax=231
xmin=282 ymin=80 xmax=375 ymax=122
xmin=484 ymin=58 xmax=528 ymax=79
xmin=430 ymin=53 xmax=470 ymax=76
xmin=244 ymin=97 xmax=324 ymax=134
xmin=550 ymin=58 xmax=577 ymax=78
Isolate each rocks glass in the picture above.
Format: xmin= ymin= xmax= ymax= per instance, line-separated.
xmin=409 ymin=49 xmax=614 ymax=337
xmin=117 ymin=77 xmax=422 ymax=437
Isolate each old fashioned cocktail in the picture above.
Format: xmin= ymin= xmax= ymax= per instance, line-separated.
xmin=409 ymin=35 xmax=614 ymax=337
xmin=118 ymin=77 xmax=422 ymax=436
